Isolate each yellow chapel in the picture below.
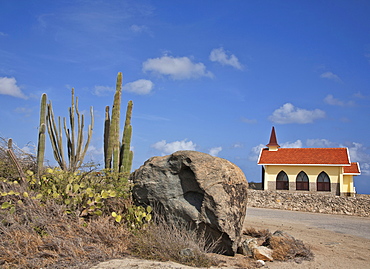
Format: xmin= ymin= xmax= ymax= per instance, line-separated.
xmin=257 ymin=127 xmax=360 ymax=196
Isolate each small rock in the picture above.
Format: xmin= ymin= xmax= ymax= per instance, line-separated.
xmin=239 ymin=238 xmax=257 ymax=257
xmin=253 ymin=246 xmax=273 ymax=261
xmin=180 ymin=248 xmax=194 ymax=257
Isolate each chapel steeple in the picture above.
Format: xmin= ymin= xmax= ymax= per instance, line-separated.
xmin=266 ymin=126 xmax=280 ymax=151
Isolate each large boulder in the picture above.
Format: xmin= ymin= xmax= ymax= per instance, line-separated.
xmin=131 ymin=150 xmax=248 ymax=255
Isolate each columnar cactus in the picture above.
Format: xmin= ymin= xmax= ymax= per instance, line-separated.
xmin=112 ymin=73 xmax=122 ymax=171
xmin=120 ymin=100 xmax=133 ymax=174
xmin=47 ymin=101 xmax=67 ymax=170
xmin=104 ymin=106 xmax=111 ymax=169
xmin=64 ymin=88 xmax=94 ymax=171
xmin=36 ymin=93 xmax=47 ymax=176
xmin=46 ymin=89 xmax=94 ymax=172
xmin=104 ymin=72 xmax=134 ymax=174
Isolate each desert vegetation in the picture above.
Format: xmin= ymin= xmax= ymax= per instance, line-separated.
xmin=0 ymin=73 xmax=219 ymax=268
xmin=0 ymin=151 xmax=220 ymax=268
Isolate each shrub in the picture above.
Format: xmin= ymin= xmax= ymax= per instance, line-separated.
xmin=130 ymin=215 xmax=219 ymax=267
xmin=267 ymin=231 xmax=314 ymax=263
xmin=24 ymin=168 xmax=132 ymax=219
xmin=0 ymin=192 xmax=130 ymax=268
xmin=0 ymin=168 xmax=134 ymax=268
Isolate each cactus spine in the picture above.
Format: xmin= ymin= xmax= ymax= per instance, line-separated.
xmin=104 ymin=72 xmax=134 ymax=174
xmin=36 ymin=93 xmax=47 ymax=176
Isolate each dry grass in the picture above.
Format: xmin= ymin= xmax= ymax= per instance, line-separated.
xmin=129 ymin=217 xmax=220 ymax=268
xmin=243 ymin=227 xmax=271 ymax=238
xmin=0 ymin=185 xmax=130 ymax=268
xmin=0 ymin=137 xmax=36 ymax=181
xmin=267 ymin=231 xmax=314 ymax=263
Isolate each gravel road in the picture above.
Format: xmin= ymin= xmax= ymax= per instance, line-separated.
xmin=247 ymin=207 xmax=370 ymax=239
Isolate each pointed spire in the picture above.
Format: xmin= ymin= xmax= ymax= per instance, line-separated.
xmin=267 ymin=126 xmax=280 ymax=150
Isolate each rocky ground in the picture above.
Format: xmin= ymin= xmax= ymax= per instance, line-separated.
xmin=244 ymin=212 xmax=370 ymax=269
xmin=91 ymin=209 xmax=370 ymax=269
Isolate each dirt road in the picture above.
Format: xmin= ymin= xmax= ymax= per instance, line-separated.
xmin=247 ymin=207 xmax=370 ymax=239
xmin=245 ymin=207 xmax=370 ymax=269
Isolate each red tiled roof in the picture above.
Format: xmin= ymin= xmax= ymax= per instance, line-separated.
xmin=258 ymin=148 xmax=350 ymax=165
xmin=343 ymin=162 xmax=361 ymax=174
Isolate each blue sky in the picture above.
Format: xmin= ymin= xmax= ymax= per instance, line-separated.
xmin=1 ymin=0 xmax=370 ymax=194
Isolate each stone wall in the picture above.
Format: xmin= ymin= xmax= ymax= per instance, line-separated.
xmin=247 ymin=190 xmax=370 ymax=217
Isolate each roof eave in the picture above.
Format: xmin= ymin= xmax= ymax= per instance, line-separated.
xmin=258 ymin=163 xmax=350 ymax=166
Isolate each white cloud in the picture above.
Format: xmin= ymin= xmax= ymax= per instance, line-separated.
xmin=248 ymin=144 xmax=265 ymax=161
xmin=87 ymin=145 xmax=104 ymax=155
xmin=151 ymin=139 xmax=196 ymax=155
xmin=14 ymin=107 xmax=33 ymax=117
xmin=306 ymin=138 xmax=337 ymax=148
xmin=342 ymin=142 xmax=370 ymax=175
xmin=209 ymin=147 xmax=222 ymax=157
xmin=130 ymin=24 xmax=148 ymax=33
xmin=0 ymin=32 xmax=7 ymax=36
xmin=21 ymin=146 xmax=35 ymax=155
xmin=241 ymin=117 xmax=257 ymax=124
xmin=232 ymin=143 xmax=244 ymax=148
xmin=142 ymin=55 xmax=213 ymax=80
xmin=320 ymin=71 xmax=342 ymax=82
xmin=354 ymin=92 xmax=367 ymax=99
xmin=209 ymin=47 xmax=243 ymax=70
xmin=0 ymin=77 xmax=27 ymax=99
xmin=93 ymin=85 xmax=114 ymax=96
xmin=123 ymin=79 xmax=154 ymax=95
xmin=281 ymin=140 xmax=303 ymax=148
xmin=269 ymin=103 xmax=326 ymax=124
xmin=324 ymin=94 xmax=355 ymax=106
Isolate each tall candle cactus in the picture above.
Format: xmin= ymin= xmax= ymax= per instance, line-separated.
xmin=65 ymin=88 xmax=94 ymax=171
xmin=46 ymin=88 xmax=94 ymax=172
xmin=120 ymin=100 xmax=133 ymax=174
xmin=104 ymin=72 xmax=134 ymax=174
xmin=111 ymin=73 xmax=123 ymax=172
xmin=36 ymin=93 xmax=47 ymax=176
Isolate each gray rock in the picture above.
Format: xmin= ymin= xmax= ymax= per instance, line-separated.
xmin=239 ymin=238 xmax=258 ymax=257
xmin=131 ymin=150 xmax=248 ymax=255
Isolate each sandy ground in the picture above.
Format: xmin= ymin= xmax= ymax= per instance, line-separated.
xmin=244 ymin=212 xmax=370 ymax=269
xmin=92 ymin=210 xmax=370 ymax=269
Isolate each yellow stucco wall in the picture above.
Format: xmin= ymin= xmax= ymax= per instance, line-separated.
xmin=263 ymin=165 xmax=343 ymax=191
xmin=342 ymin=175 xmax=354 ymax=193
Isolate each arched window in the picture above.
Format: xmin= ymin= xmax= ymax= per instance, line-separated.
xmin=317 ymin=172 xmax=330 ymax=191
xmin=276 ymin=171 xmax=289 ymax=190
xmin=296 ymin=171 xmax=309 ymax=191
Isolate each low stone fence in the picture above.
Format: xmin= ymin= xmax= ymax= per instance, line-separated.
xmin=247 ymin=190 xmax=370 ymax=217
